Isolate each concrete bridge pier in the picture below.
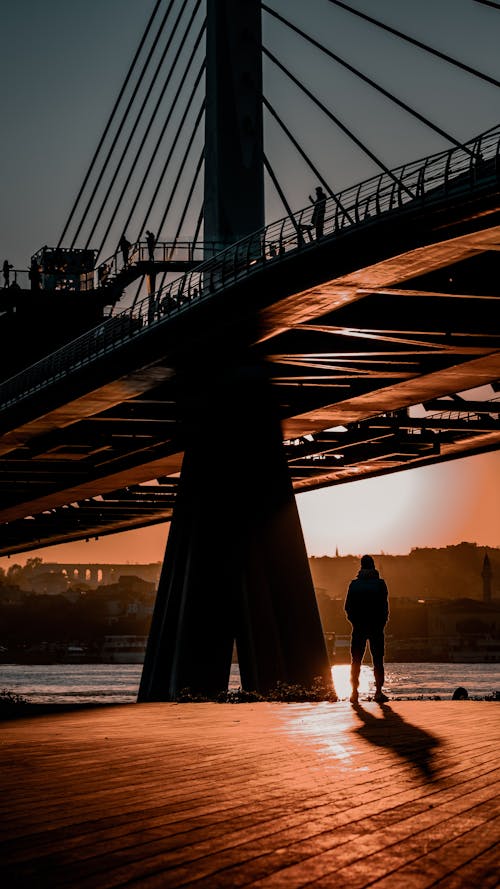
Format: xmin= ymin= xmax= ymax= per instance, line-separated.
xmin=138 ymin=359 xmax=332 ymax=701
xmin=138 ymin=0 xmax=331 ymax=701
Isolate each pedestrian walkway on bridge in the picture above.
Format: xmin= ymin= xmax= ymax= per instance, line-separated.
xmin=1 ymin=701 xmax=498 ymax=887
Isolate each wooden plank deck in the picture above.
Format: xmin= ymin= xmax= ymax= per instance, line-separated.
xmin=0 ymin=701 xmax=499 ymax=888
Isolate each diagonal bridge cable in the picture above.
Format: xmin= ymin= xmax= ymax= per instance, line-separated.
xmin=192 ymin=203 xmax=204 ymax=247
xmin=57 ymin=0 xmax=163 ymax=247
xmin=148 ymin=145 xmax=204 ymax=301
xmin=129 ymin=98 xmax=205 ymax=304
xmin=170 ymin=147 xmax=204 ymax=244
xmin=263 ymin=46 xmax=415 ymax=198
xmin=68 ymin=0 xmax=178 ymax=249
xmin=263 ymin=97 xmax=354 ymax=223
xmin=86 ymin=0 xmax=201 ymax=252
xmin=262 ymin=4 xmax=474 ymax=155
xmin=153 ymin=104 xmax=206 ymax=293
xmin=134 ymin=65 xmax=206 ymax=243
xmin=263 ymin=153 xmax=299 ymax=225
xmin=93 ymin=7 xmax=205 ymax=257
xmin=325 ymin=0 xmax=500 ymax=89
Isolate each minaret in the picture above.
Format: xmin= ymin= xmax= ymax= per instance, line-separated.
xmin=482 ymin=552 xmax=492 ymax=602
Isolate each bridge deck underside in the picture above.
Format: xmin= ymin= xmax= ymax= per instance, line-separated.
xmin=1 ymin=190 xmax=500 ymax=555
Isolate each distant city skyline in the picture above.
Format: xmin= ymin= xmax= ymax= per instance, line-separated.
xmin=1 ymin=448 xmax=499 ymax=570
xmin=1 ymin=1 xmax=499 ymax=566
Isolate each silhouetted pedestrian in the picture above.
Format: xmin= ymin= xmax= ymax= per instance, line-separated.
xmin=28 ymin=258 xmax=41 ymax=291
xmin=119 ymin=234 xmax=131 ymax=266
xmin=98 ymin=262 xmax=110 ymax=286
xmin=145 ymin=230 xmax=156 ymax=262
xmin=345 ymin=554 xmax=389 ymax=704
xmin=308 ymin=186 xmax=327 ymax=239
xmin=2 ymin=259 xmax=13 ymax=288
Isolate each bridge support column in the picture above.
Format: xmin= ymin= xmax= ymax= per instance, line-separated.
xmin=204 ymin=0 xmax=264 ymax=248
xmin=138 ymin=360 xmax=331 ymax=701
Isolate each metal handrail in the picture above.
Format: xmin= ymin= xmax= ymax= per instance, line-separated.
xmin=1 ymin=124 xmax=499 ymax=412
xmin=0 ymin=269 xmax=30 ymax=290
xmin=83 ymin=240 xmax=228 ymax=290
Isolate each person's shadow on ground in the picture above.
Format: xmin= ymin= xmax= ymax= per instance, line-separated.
xmin=352 ymin=703 xmax=443 ymax=783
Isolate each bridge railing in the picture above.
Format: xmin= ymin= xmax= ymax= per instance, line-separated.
xmin=81 ymin=240 xmax=228 ymax=290
xmin=149 ymin=124 xmax=500 ymax=310
xmin=1 ymin=269 xmax=30 ymax=291
xmin=1 ymin=125 xmax=499 ymax=410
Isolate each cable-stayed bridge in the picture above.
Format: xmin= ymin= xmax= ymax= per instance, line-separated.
xmin=2 ymin=1 xmax=499 ymax=698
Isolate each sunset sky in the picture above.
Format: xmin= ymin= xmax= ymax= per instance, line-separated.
xmin=0 ymin=0 xmax=499 ymax=567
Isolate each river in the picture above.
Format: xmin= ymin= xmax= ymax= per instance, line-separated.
xmin=1 ymin=662 xmax=499 ymax=704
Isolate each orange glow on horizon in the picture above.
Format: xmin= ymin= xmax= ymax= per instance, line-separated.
xmin=0 ymin=450 xmax=498 ymax=569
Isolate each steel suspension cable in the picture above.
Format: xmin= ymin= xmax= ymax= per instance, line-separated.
xmin=171 ymin=148 xmax=204 ymax=243
xmin=57 ymin=0 xmax=163 ymax=248
xmin=263 ymin=97 xmax=354 ymax=223
xmin=86 ymin=0 xmax=200 ymax=252
xmin=263 ymin=47 xmax=414 ymax=197
xmin=69 ymin=0 xmax=177 ymax=249
xmin=152 ymin=147 xmax=204 ymax=297
xmin=262 ymin=5 xmax=473 ymax=154
xmin=473 ymin=0 xmax=500 ymax=8
xmin=155 ymin=100 xmax=205 ymax=235
xmin=263 ymin=154 xmax=298 ymax=224
xmin=117 ymin=45 xmax=206 ymax=250
xmin=154 ymin=102 xmax=205 ymax=290
xmin=135 ymin=65 xmax=206 ymax=240
xmin=119 ymin=141 xmax=202 ymax=307
xmin=325 ymin=0 xmax=500 ymax=89
xmin=193 ymin=204 xmax=204 ymax=246
xmin=94 ymin=10 xmax=205 ymax=253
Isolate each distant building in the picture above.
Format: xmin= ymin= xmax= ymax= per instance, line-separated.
xmin=15 ymin=561 xmax=162 ymax=593
xmin=101 ymin=635 xmax=148 ymax=663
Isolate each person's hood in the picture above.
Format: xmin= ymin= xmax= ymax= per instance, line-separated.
xmin=357 ymin=568 xmax=380 ymax=579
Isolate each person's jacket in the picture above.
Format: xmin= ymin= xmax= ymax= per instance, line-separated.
xmin=344 ymin=568 xmax=389 ymax=628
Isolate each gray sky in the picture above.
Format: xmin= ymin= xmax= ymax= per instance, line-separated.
xmin=1 ymin=0 xmax=498 ymax=267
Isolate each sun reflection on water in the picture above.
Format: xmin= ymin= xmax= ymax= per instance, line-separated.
xmin=332 ymin=664 xmax=373 ymax=700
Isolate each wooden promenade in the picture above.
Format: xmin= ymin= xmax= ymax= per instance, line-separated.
xmin=1 ymin=701 xmax=499 ymax=888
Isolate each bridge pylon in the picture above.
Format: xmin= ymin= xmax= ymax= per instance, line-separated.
xmin=138 ymin=358 xmax=332 ymax=700
xmin=204 ymin=0 xmax=265 ymax=249
xmin=138 ymin=0 xmax=332 ymax=701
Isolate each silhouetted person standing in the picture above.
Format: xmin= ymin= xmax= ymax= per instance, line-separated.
xmin=345 ymin=554 xmax=389 ymax=704
xmin=98 ymin=262 xmax=110 ymax=286
xmin=29 ymin=259 xmax=41 ymax=291
xmin=119 ymin=234 xmax=131 ymax=266
xmin=308 ymin=186 xmax=327 ymax=239
xmin=2 ymin=260 xmax=13 ymax=288
xmin=145 ymin=230 xmax=156 ymax=262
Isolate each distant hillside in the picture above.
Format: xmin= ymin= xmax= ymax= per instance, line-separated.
xmin=309 ymin=542 xmax=500 ymax=601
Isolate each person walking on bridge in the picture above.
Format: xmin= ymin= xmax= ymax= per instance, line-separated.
xmin=118 ymin=233 xmax=131 ymax=267
xmin=145 ymin=230 xmax=156 ymax=262
xmin=2 ymin=259 xmax=13 ymax=288
xmin=308 ymin=186 xmax=327 ymax=239
xmin=28 ymin=258 xmax=41 ymax=291
xmin=345 ymin=554 xmax=389 ymax=704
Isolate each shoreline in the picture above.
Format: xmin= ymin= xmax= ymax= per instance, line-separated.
xmin=2 ymin=693 xmax=499 ymax=722
xmin=1 ymin=656 xmax=500 ymax=666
